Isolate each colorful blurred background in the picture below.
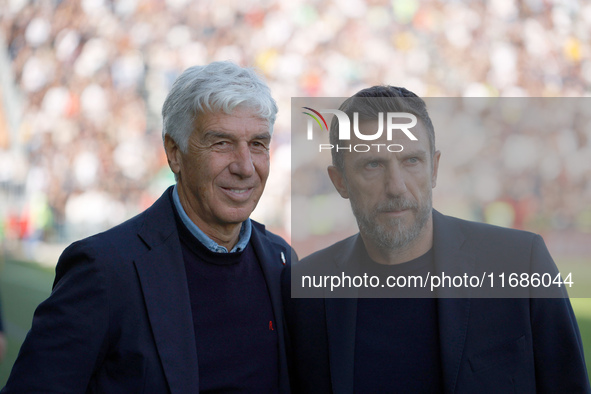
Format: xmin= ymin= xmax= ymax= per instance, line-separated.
xmin=1 ymin=0 xmax=590 ymax=385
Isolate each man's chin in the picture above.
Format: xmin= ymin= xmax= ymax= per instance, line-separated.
xmin=363 ymin=213 xmax=426 ymax=250
xmin=216 ymin=206 xmax=256 ymax=225
xmin=376 ymin=213 xmax=412 ymax=230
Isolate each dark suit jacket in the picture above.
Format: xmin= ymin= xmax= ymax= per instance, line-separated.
xmin=282 ymin=210 xmax=590 ymax=393
xmin=3 ymin=187 xmax=292 ymax=393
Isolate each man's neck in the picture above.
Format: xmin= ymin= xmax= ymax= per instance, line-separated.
xmin=361 ymin=216 xmax=434 ymax=265
xmin=193 ymin=220 xmax=241 ymax=251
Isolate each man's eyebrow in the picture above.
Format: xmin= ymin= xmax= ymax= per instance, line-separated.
xmin=202 ymin=131 xmax=235 ymax=140
xmin=202 ymin=131 xmax=271 ymax=141
xmin=252 ymin=132 xmax=271 ymax=140
xmin=400 ymin=149 xmax=428 ymax=159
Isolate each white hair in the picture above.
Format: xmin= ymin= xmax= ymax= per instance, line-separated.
xmin=162 ymin=61 xmax=278 ymax=152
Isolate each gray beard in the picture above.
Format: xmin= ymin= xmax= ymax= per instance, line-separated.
xmin=351 ymin=194 xmax=432 ymax=251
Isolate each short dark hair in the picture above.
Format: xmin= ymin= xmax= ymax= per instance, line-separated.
xmin=329 ymin=86 xmax=435 ymax=170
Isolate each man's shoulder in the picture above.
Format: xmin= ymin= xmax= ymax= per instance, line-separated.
xmin=295 ymin=234 xmax=358 ymax=270
xmin=251 ymin=220 xmax=297 ymax=265
xmin=251 ymin=220 xmax=290 ymax=248
xmin=61 ymin=208 xmax=153 ymax=260
xmin=434 ymin=211 xmax=552 ymax=272
xmin=61 ymin=189 xmax=175 ymax=262
xmin=435 ymin=210 xmax=539 ymax=245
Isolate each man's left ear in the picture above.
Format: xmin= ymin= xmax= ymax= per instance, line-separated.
xmin=431 ymin=150 xmax=441 ymax=188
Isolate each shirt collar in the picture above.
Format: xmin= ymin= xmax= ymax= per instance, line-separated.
xmin=172 ymin=184 xmax=252 ymax=253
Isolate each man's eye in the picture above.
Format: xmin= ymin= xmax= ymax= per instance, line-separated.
xmin=252 ymin=141 xmax=269 ymax=150
xmin=407 ymin=157 xmax=418 ymax=164
xmin=366 ymin=161 xmax=380 ymax=169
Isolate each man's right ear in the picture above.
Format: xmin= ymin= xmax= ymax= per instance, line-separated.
xmin=164 ymin=135 xmax=182 ymax=176
xmin=327 ymin=165 xmax=349 ymax=199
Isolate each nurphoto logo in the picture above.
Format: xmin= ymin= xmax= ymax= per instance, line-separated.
xmin=302 ymin=107 xmax=418 ymax=153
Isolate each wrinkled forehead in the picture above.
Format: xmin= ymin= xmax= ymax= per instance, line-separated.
xmin=195 ymin=106 xmax=271 ymax=134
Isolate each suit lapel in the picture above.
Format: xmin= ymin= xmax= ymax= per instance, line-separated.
xmin=324 ymin=235 xmax=363 ymax=394
xmin=249 ymin=224 xmax=291 ymax=393
xmin=134 ymin=189 xmax=200 ymax=393
xmin=432 ymin=210 xmax=474 ymax=394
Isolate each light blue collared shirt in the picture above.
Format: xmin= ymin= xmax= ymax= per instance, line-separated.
xmin=172 ymin=184 xmax=252 ymax=253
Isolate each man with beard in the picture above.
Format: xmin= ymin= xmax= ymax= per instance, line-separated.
xmin=282 ymin=86 xmax=589 ymax=393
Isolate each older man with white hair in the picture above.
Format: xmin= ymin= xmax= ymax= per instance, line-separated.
xmin=3 ymin=61 xmax=293 ymax=393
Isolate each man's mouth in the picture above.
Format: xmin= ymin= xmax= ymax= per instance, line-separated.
xmin=379 ymin=206 xmax=413 ymax=213
xmin=381 ymin=209 xmax=408 ymax=216
xmin=220 ymin=187 xmax=255 ymax=200
xmin=377 ymin=203 xmax=418 ymax=216
xmin=377 ymin=199 xmax=417 ymax=213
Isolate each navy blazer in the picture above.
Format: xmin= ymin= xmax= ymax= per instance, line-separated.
xmin=282 ymin=210 xmax=590 ymax=393
xmin=3 ymin=187 xmax=292 ymax=393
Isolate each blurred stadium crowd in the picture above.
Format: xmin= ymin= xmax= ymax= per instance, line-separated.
xmin=0 ymin=0 xmax=590 ymax=260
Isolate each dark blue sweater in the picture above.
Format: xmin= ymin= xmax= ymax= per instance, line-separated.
xmin=173 ymin=205 xmax=279 ymax=393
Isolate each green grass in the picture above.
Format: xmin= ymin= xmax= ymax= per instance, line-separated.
xmin=1 ymin=257 xmax=591 ymax=387
xmin=0 ymin=257 xmax=53 ymax=385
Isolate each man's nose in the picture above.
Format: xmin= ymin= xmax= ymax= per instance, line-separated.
xmin=384 ymin=164 xmax=407 ymax=196
xmin=229 ymin=143 xmax=255 ymax=177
